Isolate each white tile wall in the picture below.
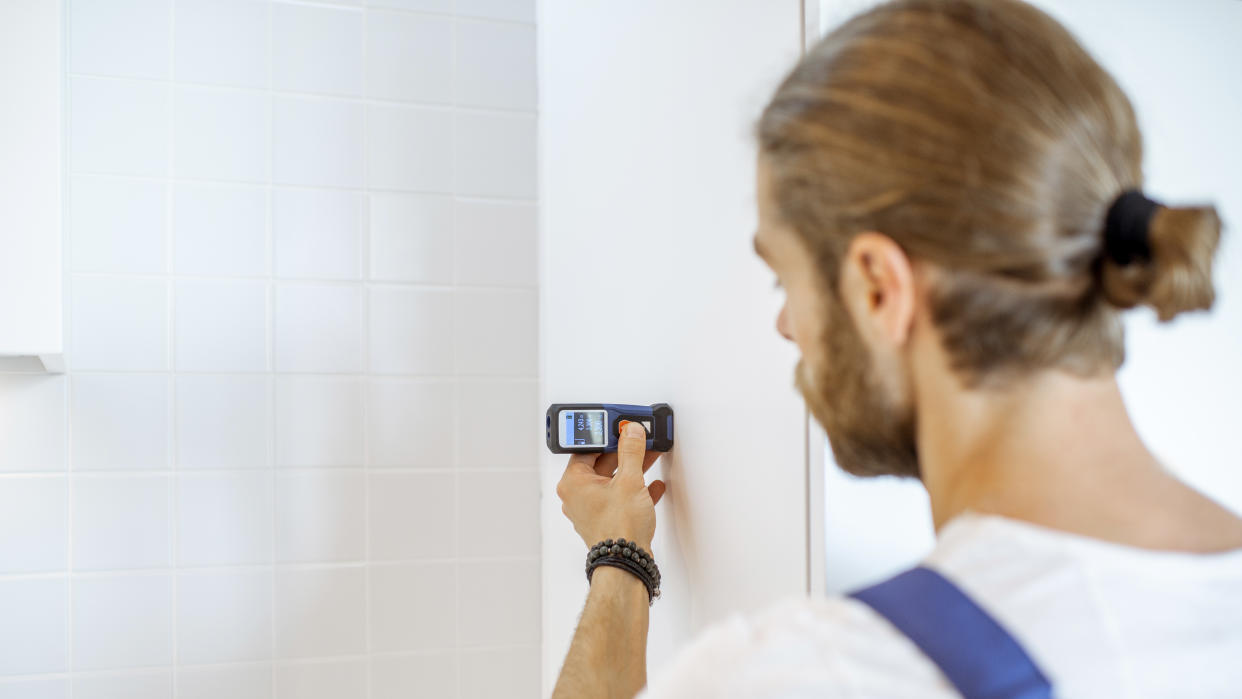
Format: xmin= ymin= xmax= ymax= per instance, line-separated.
xmin=1 ymin=1 xmax=539 ymax=695
xmin=173 ymin=183 xmax=269 ymax=276
xmin=70 ymin=176 xmax=167 ymax=274
xmin=0 ymin=579 xmax=67 ymax=675
xmin=174 ymin=86 xmax=271 ymax=183
xmin=72 ymin=574 xmax=174 ymax=670
xmin=73 ymin=671 xmax=173 ymax=699
xmin=273 ymin=189 xmax=363 ymax=280
xmin=175 ymin=279 xmax=270 ymax=372
xmin=0 ymin=476 xmax=68 ymax=573
xmin=0 ymin=677 xmax=69 ymax=699
xmin=273 ymin=659 xmax=367 ymax=699
xmin=72 ymin=475 xmax=171 ymax=570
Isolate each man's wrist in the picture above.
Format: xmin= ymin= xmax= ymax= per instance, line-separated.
xmin=590 ymin=563 xmax=650 ymax=599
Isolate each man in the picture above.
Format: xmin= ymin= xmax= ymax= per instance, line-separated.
xmin=553 ymin=0 xmax=1242 ymax=696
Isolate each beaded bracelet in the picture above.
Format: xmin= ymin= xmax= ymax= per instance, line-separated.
xmin=585 ymin=538 xmax=661 ymax=606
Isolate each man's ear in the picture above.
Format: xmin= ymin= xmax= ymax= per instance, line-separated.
xmin=838 ymin=232 xmax=917 ymax=347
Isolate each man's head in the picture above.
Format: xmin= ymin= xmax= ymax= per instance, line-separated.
xmin=753 ymin=0 xmax=1221 ymax=478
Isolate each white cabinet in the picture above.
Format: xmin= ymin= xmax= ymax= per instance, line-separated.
xmin=0 ymin=0 xmax=63 ymax=372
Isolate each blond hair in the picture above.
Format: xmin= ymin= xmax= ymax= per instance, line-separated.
xmin=758 ymin=0 xmax=1221 ymax=383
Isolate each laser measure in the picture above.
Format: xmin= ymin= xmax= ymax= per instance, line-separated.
xmin=546 ymin=403 xmax=674 ymax=454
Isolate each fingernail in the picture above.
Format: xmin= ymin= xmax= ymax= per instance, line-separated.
xmin=618 ymin=420 xmax=631 ymax=433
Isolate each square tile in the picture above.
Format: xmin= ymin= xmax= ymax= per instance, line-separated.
xmin=274 ymin=376 xmax=364 ymax=467
xmin=274 ymin=659 xmax=367 ymax=699
xmin=454 ymin=200 xmax=537 ymax=286
xmin=274 ymin=284 xmax=363 ymax=372
xmin=69 ymin=0 xmax=171 ymax=79
xmin=173 ymin=183 xmax=268 ymax=277
xmin=73 ymin=475 xmax=171 ymax=571
xmin=457 ymin=380 xmax=537 ymax=468
xmin=454 ymin=112 xmax=536 ymax=199
xmin=175 ymin=280 xmax=269 ymax=372
xmin=175 ymin=0 xmax=269 ymax=88
xmin=458 ymin=559 xmax=539 ymax=646
xmin=70 ymin=275 xmax=168 ymax=372
xmin=369 ymin=193 xmax=453 ymax=284
xmin=274 ymin=189 xmax=363 ymax=280
xmin=369 ymin=562 xmax=456 ymax=652
xmin=274 ymin=97 xmax=364 ymax=188
xmin=176 ymin=471 xmax=273 ymax=566
xmin=366 ymin=380 xmax=454 ymax=468
xmin=371 ymin=653 xmax=457 ymax=699
xmin=71 ymin=374 xmax=169 ymax=470
xmin=72 ymin=574 xmax=173 ymax=671
xmin=275 ymin=470 xmax=365 ymax=563
xmin=368 ymin=288 xmax=453 ymax=375
xmin=0 ymin=476 xmax=67 ymax=573
xmin=366 ymin=105 xmax=453 ymax=192
xmin=174 ymin=86 xmax=270 ymax=183
xmin=70 ymin=176 xmax=167 ymax=274
xmin=368 ymin=472 xmax=455 ymax=560
xmin=460 ymin=646 xmax=540 ymax=699
xmin=455 ymin=20 xmax=536 ymax=110
xmin=0 ymin=678 xmax=68 ymax=699
xmin=365 ymin=12 xmax=452 ymax=103
xmin=177 ymin=569 xmax=273 ymax=664
xmin=455 ymin=0 xmax=534 ymax=22
xmin=453 ymin=289 xmax=537 ymax=376
xmin=176 ymin=375 xmax=271 ymax=469
xmin=73 ymin=673 xmax=172 ymax=699
xmin=273 ymin=3 xmax=363 ymax=96
xmin=0 ymin=375 xmax=66 ymax=472
xmin=70 ymin=77 xmax=169 ymax=177
xmin=177 ymin=665 xmax=270 ymax=699
xmin=274 ymin=568 xmax=366 ymax=658
xmin=458 ymin=471 xmax=539 ymax=558
xmin=0 ymin=579 xmax=67 ymax=675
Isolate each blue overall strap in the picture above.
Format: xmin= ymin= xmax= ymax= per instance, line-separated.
xmin=849 ymin=566 xmax=1053 ymax=699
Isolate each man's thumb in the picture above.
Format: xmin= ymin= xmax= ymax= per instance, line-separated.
xmin=616 ymin=420 xmax=647 ymax=481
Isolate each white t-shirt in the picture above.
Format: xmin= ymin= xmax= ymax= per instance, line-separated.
xmin=639 ymin=512 xmax=1242 ymax=698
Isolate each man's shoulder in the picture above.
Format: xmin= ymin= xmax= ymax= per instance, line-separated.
xmin=641 ymin=593 xmax=953 ymax=698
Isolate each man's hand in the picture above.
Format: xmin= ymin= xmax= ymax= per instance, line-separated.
xmin=552 ymin=420 xmax=667 ymax=699
xmin=556 ymin=421 xmax=667 ymax=551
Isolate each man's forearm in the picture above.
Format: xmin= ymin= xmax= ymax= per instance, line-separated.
xmin=552 ymin=566 xmax=652 ymax=699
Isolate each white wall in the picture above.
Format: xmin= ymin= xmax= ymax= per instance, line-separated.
xmin=538 ymin=1 xmax=808 ymax=693
xmin=0 ymin=1 xmax=542 ymax=697
xmin=817 ymin=0 xmax=1242 ymax=594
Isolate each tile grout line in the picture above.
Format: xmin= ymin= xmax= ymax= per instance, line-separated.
xmin=361 ymin=5 xmax=373 ymax=698
xmin=451 ymin=6 xmax=466 ymax=694
xmin=61 ymin=170 xmax=540 ymax=205
xmin=65 ymin=70 xmax=538 ymax=118
xmin=168 ymin=0 xmax=179 ymax=694
xmin=267 ymin=0 xmax=278 ymax=693
xmin=63 ymin=0 xmax=75 ymax=693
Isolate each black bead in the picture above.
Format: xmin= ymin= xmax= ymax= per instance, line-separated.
xmin=617 ymin=538 xmax=627 ymax=546
xmin=621 ymin=547 xmax=632 ymax=557
xmin=610 ymin=544 xmax=620 ymax=554
xmin=604 ymin=539 xmax=614 ymax=547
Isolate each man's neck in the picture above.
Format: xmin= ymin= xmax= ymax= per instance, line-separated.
xmin=913 ymin=356 xmax=1242 ymax=553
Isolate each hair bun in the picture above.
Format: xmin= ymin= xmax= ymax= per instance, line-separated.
xmin=1099 ymin=203 xmax=1222 ymax=321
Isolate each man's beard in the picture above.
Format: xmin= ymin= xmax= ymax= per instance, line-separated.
xmin=795 ymin=294 xmax=921 ymax=479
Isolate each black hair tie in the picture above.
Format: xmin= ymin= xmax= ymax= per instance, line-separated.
xmin=1104 ymin=189 xmax=1160 ymax=265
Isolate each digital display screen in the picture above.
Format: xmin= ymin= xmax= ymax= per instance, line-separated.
xmin=562 ymin=410 xmax=607 ymax=447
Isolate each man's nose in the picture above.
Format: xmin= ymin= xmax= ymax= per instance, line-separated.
xmin=776 ymin=306 xmax=794 ymax=342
